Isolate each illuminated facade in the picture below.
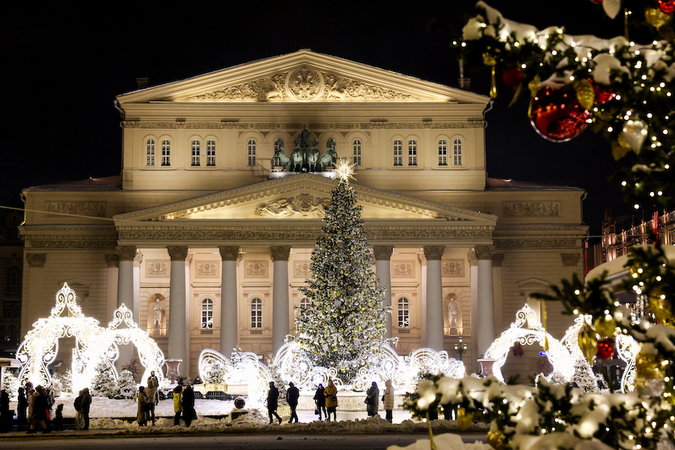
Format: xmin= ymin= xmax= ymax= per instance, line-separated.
xmin=19 ymin=51 xmax=586 ymax=379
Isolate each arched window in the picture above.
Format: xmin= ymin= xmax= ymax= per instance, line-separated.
xmin=146 ymin=139 xmax=156 ymax=166
xmin=408 ymin=139 xmax=417 ymax=166
xmin=300 ymin=297 xmax=310 ymax=309
xmin=5 ymin=267 xmax=20 ymax=293
xmin=161 ymin=139 xmax=171 ymax=166
xmin=206 ymin=140 xmax=216 ymax=166
xmin=438 ymin=139 xmax=448 ymax=166
xmin=398 ymin=298 xmax=410 ymax=328
xmin=352 ymin=139 xmax=362 ymax=166
xmin=247 ymin=139 xmax=257 ymax=166
xmin=251 ymin=298 xmax=262 ymax=328
xmin=191 ymin=140 xmax=201 ymax=166
xmin=393 ymin=140 xmax=403 ymax=166
xmin=453 ymin=138 xmax=463 ymax=166
xmin=201 ymin=298 xmax=213 ymax=329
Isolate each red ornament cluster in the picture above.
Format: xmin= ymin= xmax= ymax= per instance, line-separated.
xmin=596 ymin=338 xmax=615 ymax=360
xmin=659 ymin=0 xmax=675 ymax=14
xmin=529 ymin=85 xmax=591 ymax=142
xmin=502 ymin=67 xmax=524 ymax=88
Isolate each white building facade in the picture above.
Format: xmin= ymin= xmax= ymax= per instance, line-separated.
xmin=20 ymin=51 xmax=586 ymax=379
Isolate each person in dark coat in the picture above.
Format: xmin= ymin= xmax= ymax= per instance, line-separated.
xmin=286 ymin=382 xmax=299 ymax=423
xmin=53 ymin=404 xmax=64 ymax=431
xmin=28 ymin=386 xmax=50 ymax=433
xmin=17 ymin=387 xmax=28 ymax=431
xmin=80 ymin=387 xmax=92 ymax=430
xmin=182 ymin=385 xmax=195 ymax=427
xmin=0 ymin=389 xmax=10 ymax=433
xmin=365 ymin=381 xmax=379 ymax=417
xmin=313 ymin=383 xmax=327 ymax=420
xmin=266 ymin=381 xmax=282 ymax=424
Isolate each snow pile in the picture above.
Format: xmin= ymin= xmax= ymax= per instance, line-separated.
xmin=388 ymin=433 xmax=492 ymax=450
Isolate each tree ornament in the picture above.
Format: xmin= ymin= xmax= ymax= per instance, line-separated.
xmin=621 ymin=119 xmax=648 ymax=153
xmin=636 ymin=352 xmax=664 ymax=380
xmin=596 ymin=338 xmax=615 ymax=360
xmin=578 ymin=323 xmax=598 ymax=362
xmin=502 ymin=67 xmax=524 ymax=88
xmin=575 ymin=79 xmax=595 ymax=110
xmin=592 ymin=82 xmax=615 ymax=104
xmin=593 ymin=316 xmax=617 ymax=337
xmin=483 ymin=53 xmax=498 ymax=98
xmin=648 ymin=291 xmax=673 ymax=321
xmin=529 ymin=85 xmax=591 ymax=142
xmin=659 ymin=0 xmax=675 ymax=14
xmin=645 ymin=8 xmax=673 ymax=28
xmin=457 ymin=407 xmax=473 ymax=430
xmin=487 ymin=430 xmax=506 ymax=450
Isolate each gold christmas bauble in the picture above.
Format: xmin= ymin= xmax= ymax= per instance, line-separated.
xmin=457 ymin=407 xmax=473 ymax=431
xmin=487 ymin=430 xmax=506 ymax=450
xmin=578 ymin=323 xmax=598 ymax=362
xmin=575 ymin=79 xmax=595 ymax=110
xmin=636 ymin=352 xmax=664 ymax=380
xmin=593 ymin=316 xmax=617 ymax=338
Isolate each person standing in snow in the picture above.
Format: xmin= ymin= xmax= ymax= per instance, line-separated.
xmin=182 ymin=385 xmax=195 ymax=427
xmin=137 ymin=386 xmax=147 ymax=426
xmin=383 ymin=379 xmax=395 ymax=423
xmin=0 ymin=389 xmax=10 ymax=433
xmin=17 ymin=387 xmax=28 ymax=431
xmin=324 ymin=379 xmax=338 ymax=422
xmin=313 ymin=383 xmax=326 ymax=420
xmin=266 ymin=381 xmax=282 ymax=424
xmin=173 ymin=385 xmax=183 ymax=426
xmin=144 ymin=377 xmax=157 ymax=426
xmin=365 ymin=381 xmax=379 ymax=417
xmin=80 ymin=387 xmax=92 ymax=430
xmin=286 ymin=382 xmax=299 ymax=423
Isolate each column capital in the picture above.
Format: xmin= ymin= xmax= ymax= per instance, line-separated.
xmin=423 ymin=245 xmax=445 ymax=261
xmin=475 ymin=245 xmax=495 ymax=261
xmin=467 ymin=249 xmax=478 ymax=266
xmin=492 ymin=253 xmax=505 ymax=267
xmin=116 ymin=246 xmax=137 ymax=261
xmin=26 ymin=253 xmax=47 ymax=268
xmin=372 ymin=246 xmax=394 ymax=261
xmin=133 ymin=251 xmax=144 ymax=265
xmin=270 ymin=246 xmax=291 ymax=262
xmin=105 ymin=254 xmax=120 ymax=268
xmin=219 ymin=246 xmax=240 ymax=261
xmin=561 ymin=253 xmax=581 ymax=266
xmin=167 ymin=246 xmax=189 ymax=261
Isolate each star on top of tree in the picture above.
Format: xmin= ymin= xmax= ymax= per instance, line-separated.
xmin=335 ymin=158 xmax=356 ymax=183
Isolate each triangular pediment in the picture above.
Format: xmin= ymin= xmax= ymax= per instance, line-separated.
xmin=116 ymin=50 xmax=489 ymax=105
xmin=113 ymin=174 xmax=497 ymax=225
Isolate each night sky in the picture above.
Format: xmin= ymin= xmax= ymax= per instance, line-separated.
xmin=2 ymin=1 xmax=650 ymax=237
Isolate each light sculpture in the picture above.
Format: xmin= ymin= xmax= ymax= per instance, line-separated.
xmin=560 ymin=314 xmax=601 ymax=392
xmin=616 ymin=333 xmax=640 ymax=393
xmin=484 ymin=304 xmax=575 ymax=384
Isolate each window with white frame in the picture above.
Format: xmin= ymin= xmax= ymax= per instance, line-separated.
xmin=146 ymin=139 xmax=155 ymax=166
xmin=352 ymin=139 xmax=362 ymax=166
xmin=273 ymin=139 xmax=284 ymax=166
xmin=398 ymin=297 xmax=410 ymax=328
xmin=393 ymin=139 xmax=403 ymax=166
xmin=408 ymin=139 xmax=417 ymax=166
xmin=438 ymin=139 xmax=448 ymax=166
xmin=206 ymin=140 xmax=216 ymax=166
xmin=161 ymin=139 xmax=171 ymax=166
xmin=247 ymin=139 xmax=257 ymax=166
xmin=201 ymin=298 xmax=213 ymax=329
xmin=453 ymin=138 xmax=463 ymax=166
xmin=191 ymin=140 xmax=201 ymax=166
xmin=300 ymin=297 xmax=310 ymax=309
xmin=251 ymin=298 xmax=262 ymax=328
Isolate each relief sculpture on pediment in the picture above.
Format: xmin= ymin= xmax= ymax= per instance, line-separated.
xmin=255 ymin=193 xmax=329 ymax=218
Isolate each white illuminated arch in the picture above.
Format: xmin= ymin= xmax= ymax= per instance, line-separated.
xmin=485 ymin=304 xmax=575 ymax=383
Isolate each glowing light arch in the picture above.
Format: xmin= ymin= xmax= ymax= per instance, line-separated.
xmin=485 ymin=304 xmax=575 ymax=383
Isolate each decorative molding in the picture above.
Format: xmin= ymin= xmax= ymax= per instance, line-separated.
xmin=423 ymin=246 xmax=445 ymax=261
xmin=46 ymin=201 xmax=107 ymax=218
xmin=197 ymin=262 xmax=219 ymax=277
xmin=294 ymin=261 xmax=312 ymax=278
xmin=122 ymin=120 xmax=486 ymax=130
xmin=270 ymin=246 xmax=291 ymax=262
xmin=494 ymin=239 xmax=579 ymax=249
xmin=561 ymin=253 xmax=582 ymax=266
xmin=105 ymin=254 xmax=119 ymax=268
xmin=491 ymin=253 xmax=505 ymax=267
xmin=219 ymin=246 xmax=240 ymax=261
xmin=392 ymin=262 xmax=415 ymax=277
xmin=26 ymin=253 xmax=47 ymax=268
xmin=146 ymin=260 xmax=169 ymax=276
xmin=30 ymin=240 xmax=117 ymax=249
xmin=167 ymin=246 xmax=189 ymax=261
xmin=245 ymin=261 xmax=269 ymax=277
xmin=474 ymin=245 xmax=495 ymax=260
xmin=372 ymin=246 xmax=393 ymax=261
xmin=502 ymin=202 xmax=560 ymax=217
xmin=255 ymin=194 xmax=329 ymax=218
xmin=442 ymin=259 xmax=465 ymax=277
xmin=116 ymin=246 xmax=138 ymax=261
xmin=467 ymin=249 xmax=478 ymax=266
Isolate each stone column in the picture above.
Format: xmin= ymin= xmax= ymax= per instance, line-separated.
xmin=104 ymin=254 xmax=119 ymax=326
xmin=373 ymin=246 xmax=393 ymax=339
xmin=492 ymin=253 xmax=505 ymax=335
xmin=475 ymin=245 xmax=496 ymax=358
xmin=24 ymin=254 xmax=46 ymax=333
xmin=424 ymin=246 xmax=445 ymax=351
xmin=116 ymin=246 xmax=136 ymax=309
xmin=132 ymin=251 xmax=143 ymax=323
xmin=219 ymin=246 xmax=239 ymax=357
xmin=271 ymin=246 xmax=291 ymax=354
xmin=468 ymin=249 xmax=479 ymax=373
xmin=168 ymin=246 xmax=189 ymax=374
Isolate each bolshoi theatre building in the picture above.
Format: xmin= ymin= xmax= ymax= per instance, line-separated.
xmin=19 ymin=50 xmax=586 ymax=379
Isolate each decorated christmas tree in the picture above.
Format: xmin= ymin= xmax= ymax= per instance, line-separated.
xmin=116 ymin=369 xmax=136 ymax=399
xmin=290 ymin=160 xmax=395 ymax=384
xmin=91 ymin=361 xmax=119 ymax=399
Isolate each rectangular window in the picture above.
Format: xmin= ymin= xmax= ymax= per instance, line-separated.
xmin=191 ymin=140 xmax=200 ymax=166
xmin=438 ymin=140 xmax=447 ymax=166
xmin=161 ymin=140 xmax=171 ymax=166
xmin=408 ymin=140 xmax=417 ymax=166
xmin=206 ymin=140 xmax=216 ymax=166
xmin=394 ymin=140 xmax=402 ymax=166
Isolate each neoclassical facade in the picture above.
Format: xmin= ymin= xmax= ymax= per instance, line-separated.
xmin=20 ymin=51 xmax=586 ymax=378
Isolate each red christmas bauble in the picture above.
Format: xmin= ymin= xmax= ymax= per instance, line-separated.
xmin=502 ymin=67 xmax=524 ymax=88
xmin=659 ymin=0 xmax=675 ymax=15
xmin=593 ymin=83 xmax=615 ymax=104
xmin=597 ymin=338 xmax=615 ymax=360
xmin=529 ymin=86 xmax=591 ymax=142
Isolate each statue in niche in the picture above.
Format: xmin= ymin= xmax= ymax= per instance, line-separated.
xmin=152 ymin=298 xmax=165 ymax=331
xmin=447 ymin=295 xmax=459 ymax=334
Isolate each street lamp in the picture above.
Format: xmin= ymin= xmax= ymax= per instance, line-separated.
xmin=454 ymin=337 xmax=467 ymax=361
